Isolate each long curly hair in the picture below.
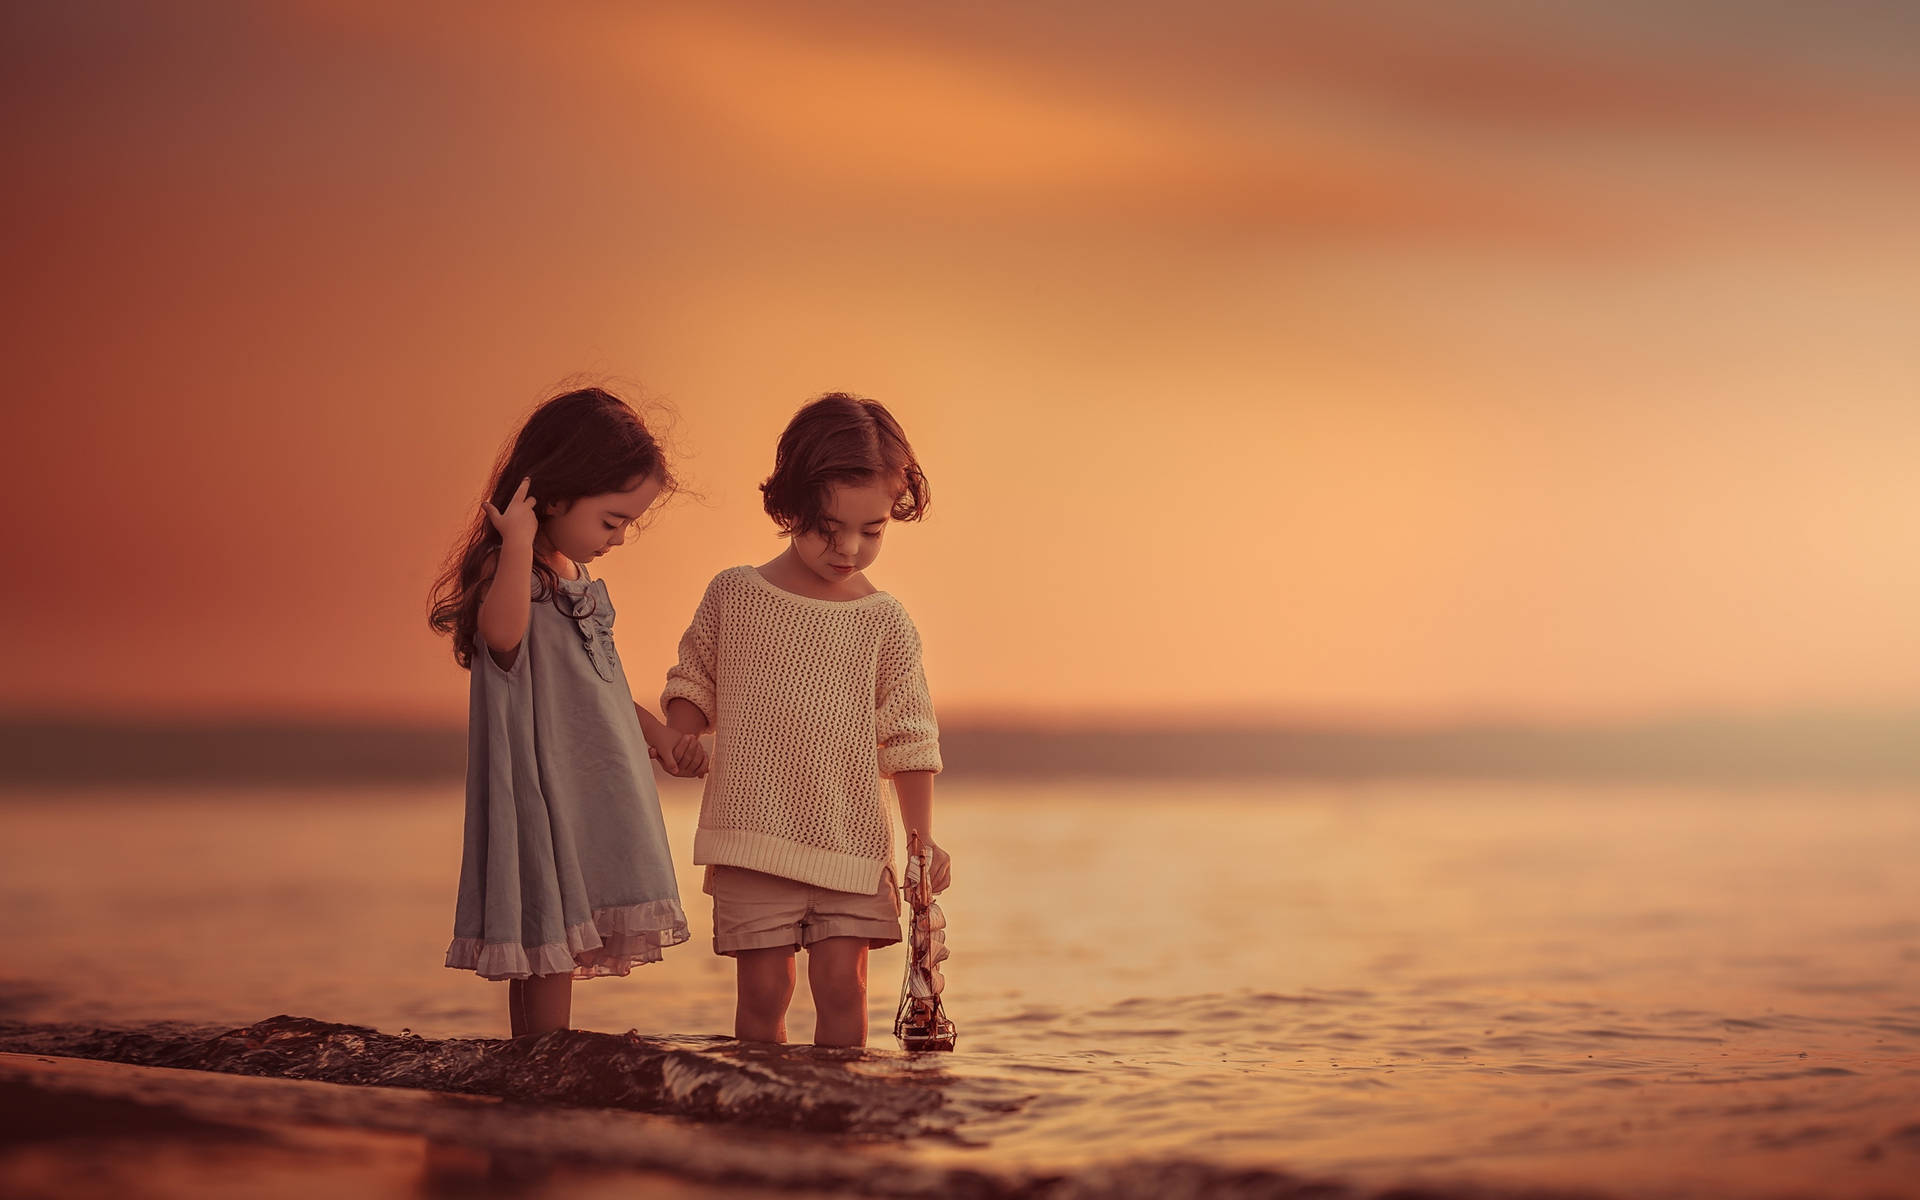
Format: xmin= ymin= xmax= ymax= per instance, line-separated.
xmin=429 ymin=387 xmax=676 ymax=668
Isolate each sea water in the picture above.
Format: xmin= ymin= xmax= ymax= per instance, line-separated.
xmin=2 ymin=778 xmax=1916 ymax=1197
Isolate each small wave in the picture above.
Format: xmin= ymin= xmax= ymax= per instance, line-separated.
xmin=0 ymin=1037 xmax=1622 ymax=1200
xmin=0 ymin=1014 xmax=1007 ymax=1138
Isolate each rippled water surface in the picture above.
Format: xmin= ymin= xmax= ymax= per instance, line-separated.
xmin=3 ymin=779 xmax=1917 ymax=1197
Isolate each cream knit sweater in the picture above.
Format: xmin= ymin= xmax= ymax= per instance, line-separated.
xmin=662 ymin=565 xmax=943 ymax=893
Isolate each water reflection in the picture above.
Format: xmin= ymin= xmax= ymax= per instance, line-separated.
xmin=1 ymin=780 xmax=1916 ymax=1198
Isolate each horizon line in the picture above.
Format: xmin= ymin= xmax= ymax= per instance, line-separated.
xmin=2 ymin=701 xmax=1917 ymax=735
xmin=2 ymin=709 xmax=1915 ymax=788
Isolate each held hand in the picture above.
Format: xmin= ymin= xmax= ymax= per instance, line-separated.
xmin=671 ymin=732 xmax=709 ymax=778
xmin=643 ymin=722 xmax=682 ymax=776
xmin=482 ymin=476 xmax=539 ymax=547
xmin=644 ymin=724 xmax=709 ymax=778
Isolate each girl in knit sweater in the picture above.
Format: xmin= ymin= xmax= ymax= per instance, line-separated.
xmin=662 ymin=393 xmax=949 ymax=1047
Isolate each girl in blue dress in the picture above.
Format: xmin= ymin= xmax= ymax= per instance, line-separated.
xmin=428 ymin=387 xmax=700 ymax=1037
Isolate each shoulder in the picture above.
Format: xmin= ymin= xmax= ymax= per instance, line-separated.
xmin=874 ymin=593 xmax=922 ymax=640
xmin=683 ymin=566 xmax=758 ymax=624
xmin=875 ymin=590 xmax=911 ymax=618
xmin=701 ymin=565 xmax=757 ymax=600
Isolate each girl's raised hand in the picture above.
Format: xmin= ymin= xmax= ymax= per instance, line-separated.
xmin=482 ymin=476 xmax=539 ymax=546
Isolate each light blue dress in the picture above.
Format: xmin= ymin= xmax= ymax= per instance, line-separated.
xmin=446 ymin=563 xmax=689 ymax=980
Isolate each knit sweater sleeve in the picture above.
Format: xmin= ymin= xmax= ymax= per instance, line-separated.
xmin=661 ymin=574 xmax=722 ymax=723
xmin=876 ymin=603 xmax=942 ymax=777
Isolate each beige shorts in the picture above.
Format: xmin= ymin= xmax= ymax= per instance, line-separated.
xmin=704 ymin=864 xmax=901 ymax=956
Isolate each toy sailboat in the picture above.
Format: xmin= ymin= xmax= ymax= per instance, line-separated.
xmin=893 ymin=832 xmax=956 ymax=1052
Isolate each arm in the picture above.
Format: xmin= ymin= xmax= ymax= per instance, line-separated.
xmin=665 ymin=697 xmax=710 ymax=736
xmin=635 ymin=703 xmax=669 ymax=742
xmin=661 ymin=579 xmax=720 ymax=734
xmin=893 ymin=771 xmax=950 ymax=893
xmin=875 ymin=609 xmax=942 ymax=777
xmin=878 ymin=608 xmax=948 ymax=890
xmin=894 ymin=770 xmax=935 ymax=846
xmin=476 ymin=478 xmax=537 ymax=671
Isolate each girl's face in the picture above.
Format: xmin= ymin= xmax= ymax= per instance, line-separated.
xmin=540 ymin=474 xmax=663 ymax=565
xmin=792 ymin=479 xmax=896 ymax=586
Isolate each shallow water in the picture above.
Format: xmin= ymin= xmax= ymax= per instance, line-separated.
xmin=2 ymin=779 xmax=1917 ymax=1197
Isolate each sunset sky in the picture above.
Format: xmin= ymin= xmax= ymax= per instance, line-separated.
xmin=3 ymin=1 xmax=1917 ymax=726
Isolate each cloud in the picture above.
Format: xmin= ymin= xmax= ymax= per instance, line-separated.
xmin=327 ymin=1 xmax=1920 ymax=249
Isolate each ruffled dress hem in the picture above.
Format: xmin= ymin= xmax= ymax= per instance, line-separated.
xmin=445 ymin=898 xmax=692 ymax=981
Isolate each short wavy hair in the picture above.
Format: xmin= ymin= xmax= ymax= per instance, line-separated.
xmin=760 ymin=392 xmax=930 ymax=537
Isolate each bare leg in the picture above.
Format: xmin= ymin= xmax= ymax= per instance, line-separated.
xmin=520 ymin=971 xmax=573 ymax=1036
xmin=507 ymin=978 xmax=528 ymax=1039
xmin=734 ymin=947 xmax=797 ymax=1042
xmin=807 ymin=937 xmax=870 ymax=1048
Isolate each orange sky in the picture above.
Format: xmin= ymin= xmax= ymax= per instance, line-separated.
xmin=3 ymin=1 xmax=1918 ymax=725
